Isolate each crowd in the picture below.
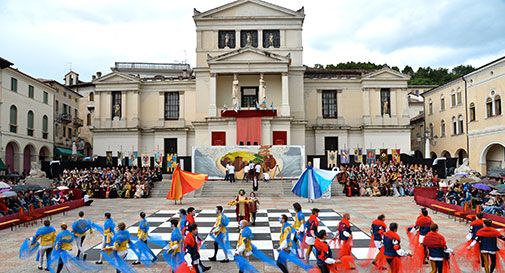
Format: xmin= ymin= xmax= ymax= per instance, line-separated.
xmin=56 ymin=167 xmax=162 ymax=199
xmin=339 ymin=162 xmax=438 ymax=197
xmin=0 ymin=189 xmax=73 ymax=217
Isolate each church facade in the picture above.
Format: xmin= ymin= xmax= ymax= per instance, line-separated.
xmin=89 ymin=0 xmax=412 ymax=164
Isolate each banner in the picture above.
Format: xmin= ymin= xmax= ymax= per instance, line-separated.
xmin=327 ymin=150 xmax=337 ymax=169
xmin=166 ymin=154 xmax=177 ymax=172
xmin=153 ymin=151 xmax=163 ymax=168
xmin=354 ymin=148 xmax=363 ymax=163
xmin=141 ymin=154 xmax=150 ymax=167
xmin=379 ymin=149 xmax=388 ymax=163
xmin=392 ymin=149 xmax=401 ymax=164
xmin=132 ymin=151 xmax=138 ymax=167
xmin=340 ymin=149 xmax=349 ymax=164
xmin=366 ymin=149 xmax=376 ymax=164
xmin=117 ymin=151 xmax=123 ymax=166
xmin=106 ymin=151 xmax=113 ymax=166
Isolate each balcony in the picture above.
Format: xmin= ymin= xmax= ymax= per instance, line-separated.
xmin=57 ymin=113 xmax=72 ymax=124
xmin=73 ymin=117 xmax=83 ymax=127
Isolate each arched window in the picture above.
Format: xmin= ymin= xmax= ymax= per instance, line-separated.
xmin=487 ymin=97 xmax=493 ymax=117
xmin=27 ymin=110 xmax=34 ymax=136
xmin=469 ymin=102 xmax=476 ymax=121
xmin=42 ymin=115 xmax=48 ymax=139
xmin=458 ymin=115 xmax=464 ymax=134
xmin=89 ymin=92 xmax=94 ymax=102
xmin=456 ymin=89 xmax=462 ymax=105
xmin=86 ymin=113 xmax=91 ymax=126
xmin=440 ymin=95 xmax=445 ymax=111
xmin=440 ymin=120 xmax=446 ymax=137
xmin=429 ymin=123 xmax=434 ymax=138
xmin=9 ymin=105 xmax=17 ymax=133
xmin=452 ymin=116 xmax=457 ymax=135
xmin=428 ymin=99 xmax=433 ymax=115
xmin=451 ymin=91 xmax=456 ymax=107
xmin=495 ymin=95 xmax=501 ymax=115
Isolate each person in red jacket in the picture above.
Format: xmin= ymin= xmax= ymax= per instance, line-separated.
xmin=409 ymin=208 xmax=433 ymax=264
xmin=184 ymin=224 xmax=211 ymax=273
xmin=314 ymin=230 xmax=336 ymax=273
xmin=423 ymin=224 xmax=453 ymax=273
xmin=338 ymin=213 xmax=355 ymax=269
xmin=383 ymin=223 xmax=410 ymax=273
xmin=305 ymin=208 xmax=320 ymax=263
xmin=371 ymin=214 xmax=387 ymax=269
xmin=468 ymin=219 xmax=505 ymax=273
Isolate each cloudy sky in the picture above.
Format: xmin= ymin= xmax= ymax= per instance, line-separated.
xmin=1 ymin=0 xmax=504 ymax=82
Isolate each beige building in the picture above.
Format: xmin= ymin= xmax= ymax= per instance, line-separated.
xmin=423 ymin=56 xmax=505 ymax=174
xmin=88 ymin=0 xmax=413 ymax=163
xmin=0 ymin=57 xmax=54 ymax=173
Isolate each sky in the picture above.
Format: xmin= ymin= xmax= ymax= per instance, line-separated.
xmin=1 ymin=0 xmax=504 ymax=82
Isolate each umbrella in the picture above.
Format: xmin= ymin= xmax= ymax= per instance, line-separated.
xmin=495 ymin=184 xmax=505 ymax=190
xmin=472 ymin=183 xmax=492 ymax=191
xmin=291 ymin=166 xmax=338 ymax=199
xmin=458 ymin=177 xmax=479 ymax=184
xmin=0 ymin=182 xmax=11 ymax=189
xmin=0 ymin=191 xmax=17 ymax=198
xmin=480 ymin=177 xmax=499 ymax=187
xmin=167 ymin=166 xmax=207 ymax=201
xmin=57 ymin=186 xmax=69 ymax=191
xmin=454 ymin=172 xmax=469 ymax=177
xmin=11 ymin=184 xmax=44 ymax=192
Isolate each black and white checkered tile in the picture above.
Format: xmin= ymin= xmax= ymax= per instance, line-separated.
xmin=84 ymin=209 xmax=375 ymax=261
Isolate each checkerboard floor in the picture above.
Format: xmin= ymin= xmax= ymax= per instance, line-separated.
xmin=84 ymin=209 xmax=376 ymax=262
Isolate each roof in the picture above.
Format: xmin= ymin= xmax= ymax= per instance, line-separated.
xmin=304 ymin=67 xmax=365 ymax=79
xmin=5 ymin=67 xmax=58 ymax=93
xmin=113 ymin=62 xmax=190 ymax=72
xmin=40 ymin=79 xmax=83 ymax=97
xmin=0 ymin=57 xmax=13 ymax=69
xmin=411 ymin=113 xmax=425 ymax=123
xmin=193 ymin=0 xmax=304 ymax=20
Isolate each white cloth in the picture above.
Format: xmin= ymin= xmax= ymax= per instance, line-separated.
xmin=418 ymin=235 xmax=425 ymax=244
xmin=374 ymin=240 xmax=383 ymax=249
xmin=228 ymin=165 xmax=235 ymax=174
xmin=305 ymin=236 xmax=315 ymax=246
xmin=325 ymin=258 xmax=336 ymax=264
xmin=255 ymin=165 xmax=261 ymax=173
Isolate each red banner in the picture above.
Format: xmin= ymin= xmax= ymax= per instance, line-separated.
xmin=236 ymin=117 xmax=262 ymax=145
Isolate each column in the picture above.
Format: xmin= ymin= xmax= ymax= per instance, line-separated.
xmin=258 ymin=29 xmax=263 ymax=48
xmin=132 ymin=90 xmax=139 ymax=127
xmin=121 ymin=92 xmax=127 ymax=120
xmin=362 ymin=88 xmax=370 ymax=124
xmin=281 ymin=72 xmax=290 ymax=116
xmin=390 ymin=89 xmax=397 ymax=118
xmin=179 ymin=91 xmax=185 ymax=120
xmin=94 ymin=92 xmax=101 ymax=128
xmin=208 ymin=73 xmax=217 ymax=117
xmin=158 ymin=92 xmax=165 ymax=125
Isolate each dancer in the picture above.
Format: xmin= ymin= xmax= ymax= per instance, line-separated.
xmin=167 ymin=165 xmax=207 ymax=205
xmin=410 ymin=207 xmax=433 ymax=264
xmin=187 ymin=207 xmax=196 ymax=226
xmin=133 ymin=211 xmax=152 ymax=265
xmin=71 ymin=211 xmax=93 ymax=260
xmin=235 ymin=220 xmax=254 ymax=273
xmin=33 ymin=220 xmax=56 ymax=270
xmin=467 ymin=213 xmax=485 ymax=241
xmin=371 ymin=214 xmax=387 ymax=269
xmin=277 ymin=214 xmax=293 ymax=273
xmin=166 ymin=219 xmax=184 ymax=272
xmin=291 ymin=162 xmax=338 ymax=203
xmin=338 ymin=213 xmax=355 ymax=269
xmin=184 ymin=224 xmax=210 ymax=273
xmin=178 ymin=208 xmax=188 ymax=235
xmin=423 ymin=224 xmax=453 ymax=273
xmin=96 ymin=212 xmax=115 ymax=265
xmin=314 ymin=230 xmax=336 ymax=273
xmin=305 ymin=208 xmax=320 ymax=263
xmin=102 ymin=222 xmax=133 ymax=273
xmin=52 ymin=223 xmax=74 ymax=273
xmin=467 ymin=219 xmax=505 ymax=273
xmin=209 ymin=206 xmax=230 ymax=263
xmin=228 ymin=189 xmax=250 ymax=222
xmin=383 ymin=222 xmax=411 ymax=273
xmin=248 ymin=192 xmax=259 ymax=226
xmin=292 ymin=202 xmax=305 ymax=258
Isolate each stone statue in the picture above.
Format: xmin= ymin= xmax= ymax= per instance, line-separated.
xmin=259 ymin=73 xmax=266 ymax=108
xmin=246 ymin=32 xmax=252 ymax=46
xmin=232 ymin=74 xmax=240 ymax=111
xmin=382 ymin=99 xmax=390 ymax=116
xmin=29 ymin=162 xmax=46 ymax=178
xmin=268 ymin=33 xmax=274 ymax=47
xmin=455 ymin=158 xmax=472 ymax=174
xmin=224 ymin=33 xmax=230 ymax=48
xmin=114 ymin=103 xmax=121 ymax=117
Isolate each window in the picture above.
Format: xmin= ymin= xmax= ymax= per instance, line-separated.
xmin=456 ymin=91 xmax=462 ymax=105
xmin=42 ymin=115 xmax=48 ymax=139
xmin=428 ymin=100 xmax=433 ymax=115
xmin=164 ymin=92 xmax=180 ymax=120
xmin=218 ymin=30 xmax=236 ymax=48
xmin=9 ymin=105 xmax=17 ymax=133
xmin=211 ymin=132 xmax=226 ymax=146
xmin=380 ymin=88 xmax=391 ymax=116
xmin=469 ymin=103 xmax=476 ymax=121
xmin=487 ymin=97 xmax=493 ymax=117
xmin=495 ymin=95 xmax=502 ymax=116
xmin=441 ymin=120 xmax=446 ymax=137
xmin=458 ymin=115 xmax=464 ymax=134
xmin=43 ymin=91 xmax=48 ymax=104
xmin=89 ymin=92 xmax=94 ymax=101
xmin=452 ymin=117 xmax=457 ymax=135
xmin=63 ymin=126 xmax=66 ymax=137
xmin=86 ymin=113 xmax=91 ymax=126
xmin=74 ymin=109 xmax=78 ymax=118
xmin=241 ymin=87 xmax=258 ymax=108
xmin=440 ymin=96 xmax=445 ymax=111
xmin=322 ymin=90 xmax=337 ymax=118
xmin=240 ymin=30 xmax=258 ymax=47
xmin=429 ymin=123 xmax=434 ymax=138
xmin=68 ymin=128 xmax=72 ymax=138
xmin=262 ymin=30 xmax=280 ymax=48
xmin=451 ymin=93 xmax=456 ymax=107
xmin=111 ymin=91 xmax=121 ymax=118
xmin=63 ymin=104 xmax=68 ymax=115
xmin=55 ymin=100 xmax=59 ymax=113
xmin=10 ymin=78 xmax=17 ymax=92
xmin=27 ymin=111 xmax=34 ymax=136
xmin=28 ymin=85 xmax=34 ymax=98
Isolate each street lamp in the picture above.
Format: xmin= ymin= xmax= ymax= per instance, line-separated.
xmin=417 ymin=130 xmax=438 ymax=159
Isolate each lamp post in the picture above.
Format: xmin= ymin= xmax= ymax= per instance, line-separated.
xmin=417 ymin=129 xmax=438 ymax=159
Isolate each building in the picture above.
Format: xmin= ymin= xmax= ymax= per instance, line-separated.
xmin=0 ymin=57 xmax=54 ymax=173
xmin=89 ymin=0 xmax=412 ymax=166
xmin=408 ymin=85 xmax=436 ymax=158
xmin=422 ymin=56 xmax=505 ymax=174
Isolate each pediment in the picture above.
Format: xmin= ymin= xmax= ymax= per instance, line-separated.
xmin=194 ymin=0 xmax=304 ymax=19
xmin=93 ymin=72 xmax=139 ymax=84
xmin=362 ymin=68 xmax=410 ymax=80
xmin=208 ymin=47 xmax=290 ymax=64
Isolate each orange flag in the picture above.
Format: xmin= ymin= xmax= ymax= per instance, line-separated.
xmin=167 ymin=166 xmax=208 ymax=200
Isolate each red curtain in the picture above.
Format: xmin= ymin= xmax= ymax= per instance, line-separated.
xmin=236 ymin=117 xmax=262 ymax=145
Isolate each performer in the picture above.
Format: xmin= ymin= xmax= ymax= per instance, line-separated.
xmin=305 ymin=208 xmax=320 ymax=263
xmin=277 ymin=214 xmax=293 ymax=273
xmin=33 ymin=220 xmax=56 ymax=270
xmin=314 ymin=230 xmax=336 ymax=273
xmin=165 ymin=219 xmax=184 ymax=272
xmin=383 ymin=222 xmax=411 ymax=273
xmin=228 ymin=189 xmax=250 ymax=222
xmin=423 ymin=224 xmax=453 ymax=273
xmin=96 ymin=212 xmax=116 ymax=265
xmin=178 ymin=208 xmax=188 ymax=235
xmin=187 ymin=207 xmax=196 ymax=226
xmin=410 ymin=207 xmax=433 ymax=264
xmin=52 ymin=223 xmax=74 ymax=273
xmin=371 ymin=214 xmax=387 ymax=269
xmin=467 ymin=219 xmax=505 ymax=273
xmin=209 ymin=206 xmax=230 ymax=263
xmin=292 ymin=202 xmax=305 ymax=258
xmin=235 ymin=220 xmax=254 ymax=273
xmin=104 ymin=222 xmax=132 ymax=273
xmin=248 ymin=192 xmax=259 ymax=226
xmin=467 ymin=213 xmax=485 ymax=242
xmin=71 ymin=211 xmax=93 ymax=260
xmin=338 ymin=213 xmax=355 ymax=269
xmin=184 ymin=224 xmax=211 ymax=273
xmin=133 ymin=211 xmax=151 ymax=265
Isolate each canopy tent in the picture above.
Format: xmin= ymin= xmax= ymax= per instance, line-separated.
xmin=167 ymin=166 xmax=207 ymax=201
xmin=291 ymin=166 xmax=338 ymax=200
xmin=54 ymin=146 xmax=84 ymax=157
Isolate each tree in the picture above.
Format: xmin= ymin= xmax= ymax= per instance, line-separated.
xmin=452 ymin=65 xmax=475 ymax=77
xmin=391 ymin=66 xmax=400 ymax=72
xmin=401 ymin=65 xmax=414 ymax=76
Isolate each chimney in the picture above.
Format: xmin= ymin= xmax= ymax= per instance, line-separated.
xmin=92 ymin=75 xmax=96 ymax=81
xmin=96 ymin=71 xmax=102 ymax=78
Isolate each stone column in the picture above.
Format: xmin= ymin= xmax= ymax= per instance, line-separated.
xmin=121 ymin=92 xmax=127 ymax=120
xmin=362 ymin=88 xmax=370 ymax=125
xmin=179 ymin=91 xmax=185 ymax=120
xmin=94 ymin=92 xmax=101 ymax=128
xmin=390 ymin=89 xmax=397 ymax=118
xmin=132 ymin=90 xmax=139 ymax=127
xmin=281 ymin=72 xmax=290 ymax=116
xmin=259 ymin=73 xmax=266 ymax=106
xmin=208 ymin=73 xmax=217 ymax=117
xmin=232 ymin=74 xmax=239 ymax=110
xmin=158 ymin=92 xmax=165 ymax=126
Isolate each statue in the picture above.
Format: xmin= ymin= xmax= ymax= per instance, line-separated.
xmin=268 ymin=33 xmax=274 ymax=47
xmin=224 ymin=33 xmax=230 ymax=48
xmin=454 ymin=158 xmax=472 ymax=174
xmin=232 ymin=74 xmax=240 ymax=111
xmin=246 ymin=32 xmax=252 ymax=46
xmin=114 ymin=103 xmax=121 ymax=117
xmin=29 ymin=162 xmax=46 ymax=178
xmin=382 ymin=99 xmax=390 ymax=116
xmin=259 ymin=73 xmax=267 ymax=109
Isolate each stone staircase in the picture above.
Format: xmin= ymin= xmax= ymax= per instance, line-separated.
xmin=150 ymin=174 xmax=172 ymax=197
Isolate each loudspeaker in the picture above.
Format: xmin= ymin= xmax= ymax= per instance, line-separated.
xmin=433 ymin=158 xmax=447 ymax=179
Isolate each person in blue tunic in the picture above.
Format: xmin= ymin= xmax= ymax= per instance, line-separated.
xmin=209 ymin=205 xmax=230 ymax=263
xmin=33 ymin=220 xmax=56 ymax=270
xmin=276 ymin=214 xmax=293 ymax=273
xmin=96 ymin=212 xmax=115 ymax=265
xmin=133 ymin=211 xmax=152 ymax=265
xmin=52 ymin=223 xmax=75 ymax=273
xmin=71 ymin=211 xmax=92 ymax=260
xmin=165 ymin=219 xmax=184 ymax=272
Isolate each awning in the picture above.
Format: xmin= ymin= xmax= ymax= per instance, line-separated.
xmin=55 ymin=146 xmax=84 ymax=157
